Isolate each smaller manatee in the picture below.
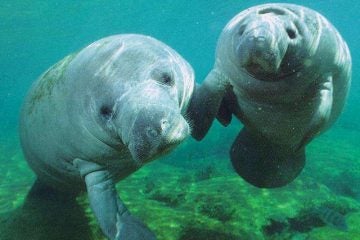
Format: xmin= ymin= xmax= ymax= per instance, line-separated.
xmin=188 ymin=3 xmax=351 ymax=188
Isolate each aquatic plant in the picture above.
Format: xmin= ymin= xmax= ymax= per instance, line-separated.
xmin=197 ymin=201 xmax=235 ymax=222
xmin=179 ymin=225 xmax=240 ymax=240
xmin=262 ymin=218 xmax=289 ymax=236
xmin=147 ymin=189 xmax=185 ymax=208
xmin=324 ymin=169 xmax=360 ymax=201
xmin=262 ymin=201 xmax=356 ymax=239
xmin=177 ymin=173 xmax=194 ymax=185
xmin=143 ymin=179 xmax=156 ymax=194
xmin=194 ymin=165 xmax=218 ymax=182
xmin=314 ymin=206 xmax=348 ymax=231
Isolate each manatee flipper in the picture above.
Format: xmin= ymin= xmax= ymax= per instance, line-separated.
xmin=187 ymin=69 xmax=231 ymax=140
xmin=230 ymin=128 xmax=305 ymax=188
xmin=74 ymin=159 xmax=156 ymax=240
xmin=216 ymin=97 xmax=233 ymax=126
xmin=216 ymin=89 xmax=238 ymax=126
xmin=297 ymin=74 xmax=334 ymax=150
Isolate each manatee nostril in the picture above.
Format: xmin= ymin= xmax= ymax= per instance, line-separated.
xmin=258 ymin=8 xmax=286 ymax=15
xmin=238 ymin=25 xmax=246 ymax=36
xmin=254 ymin=36 xmax=266 ymax=42
xmin=160 ymin=119 xmax=169 ymax=131
xmin=286 ymin=28 xmax=297 ymax=39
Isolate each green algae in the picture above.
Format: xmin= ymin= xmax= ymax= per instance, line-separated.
xmin=0 ymin=124 xmax=360 ymax=239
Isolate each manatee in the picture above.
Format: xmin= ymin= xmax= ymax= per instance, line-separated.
xmin=188 ymin=3 xmax=351 ymax=188
xmin=20 ymin=34 xmax=194 ymax=239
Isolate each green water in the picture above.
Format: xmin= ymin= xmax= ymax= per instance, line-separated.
xmin=0 ymin=1 xmax=359 ymax=239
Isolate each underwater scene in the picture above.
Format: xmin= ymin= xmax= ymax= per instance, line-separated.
xmin=0 ymin=0 xmax=359 ymax=239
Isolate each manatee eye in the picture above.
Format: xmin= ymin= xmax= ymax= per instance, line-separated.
xmin=100 ymin=105 xmax=113 ymax=120
xmin=286 ymin=28 xmax=296 ymax=39
xmin=159 ymin=72 xmax=174 ymax=86
xmin=152 ymin=69 xmax=175 ymax=87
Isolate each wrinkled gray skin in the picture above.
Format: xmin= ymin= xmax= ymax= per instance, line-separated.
xmin=20 ymin=34 xmax=194 ymax=240
xmin=188 ymin=4 xmax=351 ymax=188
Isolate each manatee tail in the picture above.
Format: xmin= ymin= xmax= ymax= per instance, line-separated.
xmin=230 ymin=128 xmax=305 ymax=188
xmin=0 ymin=179 xmax=93 ymax=240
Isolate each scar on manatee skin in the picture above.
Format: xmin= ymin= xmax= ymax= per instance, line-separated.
xmin=27 ymin=54 xmax=76 ymax=115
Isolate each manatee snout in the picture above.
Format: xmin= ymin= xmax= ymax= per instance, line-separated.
xmin=142 ymin=107 xmax=190 ymax=144
xmin=127 ymin=106 xmax=189 ymax=164
xmin=235 ymin=17 xmax=290 ymax=79
xmin=238 ymin=29 xmax=278 ymax=71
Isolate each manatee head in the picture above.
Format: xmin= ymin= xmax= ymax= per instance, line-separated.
xmin=217 ymin=4 xmax=321 ymax=82
xmin=82 ymin=35 xmax=194 ymax=165
xmin=115 ymin=75 xmax=192 ymax=165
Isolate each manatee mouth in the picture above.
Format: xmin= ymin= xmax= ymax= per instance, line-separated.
xmin=238 ymin=38 xmax=284 ymax=81
xmin=243 ymin=56 xmax=304 ymax=81
xmin=156 ymin=139 xmax=182 ymax=157
xmin=241 ymin=57 xmax=282 ymax=82
xmin=151 ymin=121 xmax=190 ymax=158
xmin=244 ymin=59 xmax=275 ymax=78
xmin=128 ymin=115 xmax=190 ymax=166
xmin=129 ymin=134 xmax=185 ymax=167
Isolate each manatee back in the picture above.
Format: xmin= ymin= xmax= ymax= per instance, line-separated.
xmin=20 ymin=52 xmax=87 ymax=190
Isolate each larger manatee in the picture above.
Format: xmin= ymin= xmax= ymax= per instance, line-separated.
xmin=20 ymin=34 xmax=194 ymax=239
xmin=188 ymin=3 xmax=351 ymax=188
